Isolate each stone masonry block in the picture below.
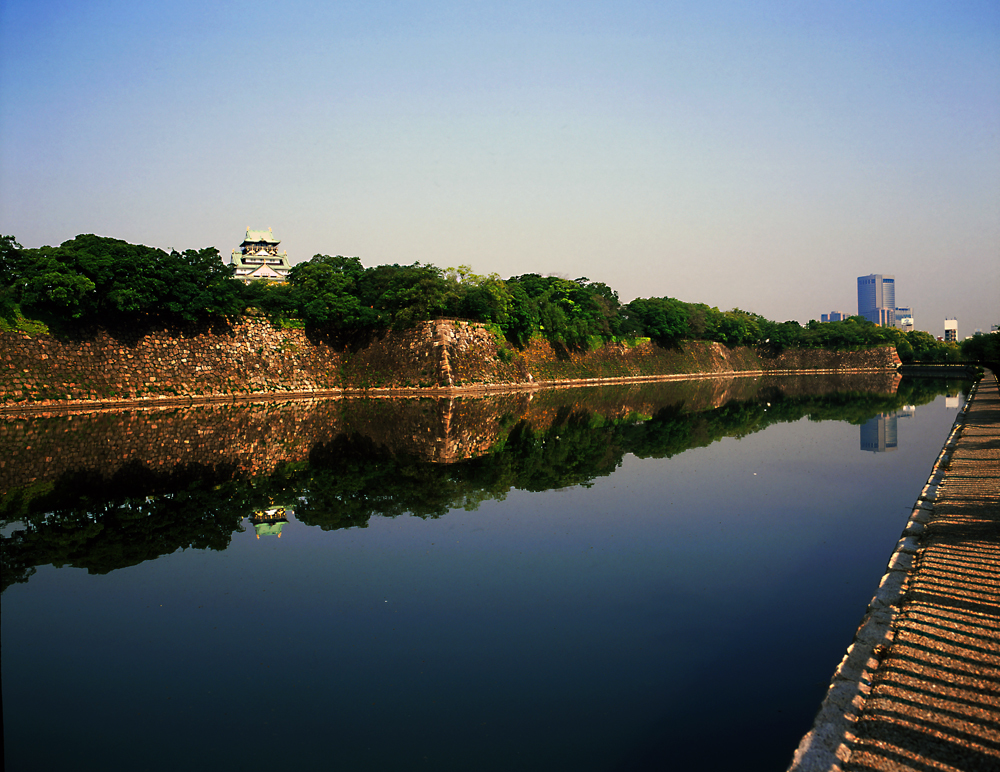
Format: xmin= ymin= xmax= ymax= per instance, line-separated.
xmin=887 ymin=549 xmax=914 ymax=572
xmin=919 ymin=482 xmax=939 ymax=501
xmin=872 ymin=571 xmax=907 ymax=608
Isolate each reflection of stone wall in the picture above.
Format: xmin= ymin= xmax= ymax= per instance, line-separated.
xmin=0 ymin=373 xmax=903 ymax=496
xmin=0 ymin=401 xmax=347 ymax=495
xmin=2 ymin=317 xmax=900 ymax=408
xmin=757 ymin=371 xmax=902 ymax=397
xmin=339 ymin=393 xmax=535 ymax=463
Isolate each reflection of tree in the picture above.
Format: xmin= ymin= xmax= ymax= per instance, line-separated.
xmin=1 ymin=377 xmax=973 ymax=591
xmin=295 ymin=435 xmax=441 ymax=528
xmin=478 ymin=410 xmax=614 ymax=493
xmin=0 ymin=461 xmax=300 ymax=592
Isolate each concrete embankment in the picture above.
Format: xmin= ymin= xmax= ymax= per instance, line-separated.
xmin=1 ymin=317 xmax=900 ymax=408
xmin=788 ymin=370 xmax=1000 ymax=772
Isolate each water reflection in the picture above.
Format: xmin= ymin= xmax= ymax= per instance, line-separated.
xmin=858 ymin=400 xmax=947 ymax=453
xmin=252 ymin=506 xmax=289 ymax=539
xmin=0 ymin=374 xmax=968 ymax=593
xmin=0 ymin=374 xmax=975 ymax=772
xmin=860 ymin=412 xmax=899 ymax=452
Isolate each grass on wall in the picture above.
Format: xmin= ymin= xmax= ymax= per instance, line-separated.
xmin=0 ymin=306 xmax=50 ymax=337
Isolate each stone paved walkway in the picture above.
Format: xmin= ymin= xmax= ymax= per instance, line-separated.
xmin=843 ymin=370 xmax=1000 ymax=770
xmin=790 ymin=369 xmax=1000 ymax=772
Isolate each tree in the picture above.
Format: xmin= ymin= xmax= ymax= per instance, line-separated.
xmin=714 ymin=309 xmax=761 ymax=347
xmin=12 ymin=235 xmax=245 ymax=323
xmin=505 ymin=274 xmax=623 ymax=347
xmin=14 ymin=248 xmax=97 ymax=316
xmin=0 ymin=234 xmax=23 ymax=277
xmin=622 ymin=297 xmax=689 ymax=347
xmin=355 ymin=263 xmax=462 ymax=327
xmin=0 ymin=235 xmax=23 ymax=317
xmin=961 ymin=333 xmax=1000 ymax=364
xmin=159 ymin=248 xmax=244 ymax=321
xmin=287 ymin=255 xmax=376 ymax=327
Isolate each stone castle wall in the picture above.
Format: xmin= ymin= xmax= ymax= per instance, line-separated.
xmin=1 ymin=318 xmax=900 ymax=407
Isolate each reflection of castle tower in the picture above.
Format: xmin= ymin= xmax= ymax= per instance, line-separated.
xmin=252 ymin=507 xmax=290 ymax=539
xmin=860 ymin=412 xmax=898 ymax=452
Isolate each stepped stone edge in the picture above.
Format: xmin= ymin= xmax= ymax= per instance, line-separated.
xmin=785 ymin=379 xmax=978 ymax=772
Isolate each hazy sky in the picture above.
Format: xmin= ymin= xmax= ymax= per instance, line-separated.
xmin=2 ymin=1 xmax=997 ymax=334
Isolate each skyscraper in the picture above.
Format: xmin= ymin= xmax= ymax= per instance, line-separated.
xmin=858 ymin=274 xmax=896 ymax=326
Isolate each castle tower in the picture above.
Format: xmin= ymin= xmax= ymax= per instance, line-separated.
xmin=229 ymin=227 xmax=292 ymax=283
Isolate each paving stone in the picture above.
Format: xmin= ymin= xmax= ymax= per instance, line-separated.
xmin=790 ymin=369 xmax=1000 ymax=772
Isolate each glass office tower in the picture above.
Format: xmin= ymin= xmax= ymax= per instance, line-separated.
xmin=857 ymin=274 xmax=896 ymax=326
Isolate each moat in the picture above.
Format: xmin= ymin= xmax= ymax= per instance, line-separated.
xmin=0 ymin=374 xmax=971 ymax=771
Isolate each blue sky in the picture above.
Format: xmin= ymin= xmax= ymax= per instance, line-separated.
xmin=2 ymin=1 xmax=997 ymax=334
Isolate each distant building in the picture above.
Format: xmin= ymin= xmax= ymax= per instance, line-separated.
xmin=821 ymin=312 xmax=844 ymax=322
xmin=857 ymin=274 xmax=895 ymax=326
xmin=944 ymin=318 xmax=958 ymax=342
xmin=229 ymin=227 xmax=291 ymax=283
xmin=894 ymin=307 xmax=913 ymax=330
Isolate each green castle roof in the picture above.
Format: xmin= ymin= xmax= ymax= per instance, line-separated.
xmin=242 ymin=227 xmax=280 ymax=245
xmin=254 ymin=521 xmax=286 ymax=538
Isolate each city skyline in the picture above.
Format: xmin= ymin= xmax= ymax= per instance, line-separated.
xmin=1 ymin=1 xmax=997 ymax=335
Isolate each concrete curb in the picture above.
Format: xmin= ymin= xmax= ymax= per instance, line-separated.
xmin=786 ymin=378 xmax=978 ymax=772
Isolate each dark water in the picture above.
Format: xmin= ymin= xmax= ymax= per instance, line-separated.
xmin=0 ymin=375 xmax=970 ymax=771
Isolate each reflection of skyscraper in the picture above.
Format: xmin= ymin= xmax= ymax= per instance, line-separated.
xmin=860 ymin=412 xmax=898 ymax=452
xmin=858 ymin=274 xmax=896 ymax=326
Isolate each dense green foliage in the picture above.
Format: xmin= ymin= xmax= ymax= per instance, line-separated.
xmin=961 ymin=332 xmax=1000 ymax=365
xmin=2 ymin=233 xmax=995 ymax=360
xmin=1 ymin=234 xmax=243 ymax=325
